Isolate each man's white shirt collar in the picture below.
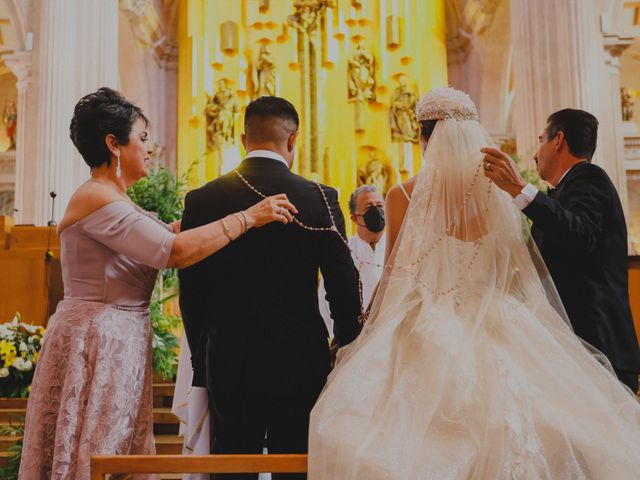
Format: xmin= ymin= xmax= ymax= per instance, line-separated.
xmin=245 ymin=149 xmax=289 ymax=168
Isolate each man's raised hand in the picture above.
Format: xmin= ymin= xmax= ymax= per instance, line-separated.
xmin=481 ymin=147 xmax=527 ymax=197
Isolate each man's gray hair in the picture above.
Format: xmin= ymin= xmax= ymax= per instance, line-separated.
xmin=349 ymin=185 xmax=379 ymax=215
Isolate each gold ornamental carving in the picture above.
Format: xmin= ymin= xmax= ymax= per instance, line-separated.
xmin=3 ymin=101 xmax=17 ymax=151
xmin=287 ymin=0 xmax=334 ymax=178
xmin=389 ymin=75 xmax=419 ymax=143
xmin=204 ymin=80 xmax=238 ymax=150
xmin=220 ymin=21 xmax=239 ymax=54
xmin=287 ymin=0 xmax=333 ymax=35
xmin=259 ymin=0 xmax=270 ymax=12
xmin=177 ymin=0 xmax=450 ymax=219
xmin=358 ymin=152 xmax=392 ymax=195
xmin=253 ymin=45 xmax=277 ymax=98
xmin=348 ymin=43 xmax=376 ymax=103
xmin=621 ymin=87 xmax=635 ymax=122
xmin=386 ymin=15 xmax=402 ymax=49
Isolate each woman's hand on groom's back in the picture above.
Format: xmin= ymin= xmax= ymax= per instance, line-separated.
xmin=245 ymin=194 xmax=299 ymax=228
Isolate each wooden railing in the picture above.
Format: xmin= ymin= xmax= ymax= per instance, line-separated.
xmin=90 ymin=454 xmax=308 ymax=479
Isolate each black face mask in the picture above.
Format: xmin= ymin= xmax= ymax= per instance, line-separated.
xmin=361 ymin=205 xmax=385 ymax=233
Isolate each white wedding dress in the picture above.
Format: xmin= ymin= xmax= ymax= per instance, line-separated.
xmin=308 ymin=88 xmax=640 ymax=479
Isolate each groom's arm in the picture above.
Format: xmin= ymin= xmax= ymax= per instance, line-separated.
xmin=318 ymin=186 xmax=362 ymax=346
xmin=178 ymin=189 xmax=214 ymax=387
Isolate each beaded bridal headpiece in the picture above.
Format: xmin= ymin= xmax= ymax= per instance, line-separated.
xmin=415 ymin=87 xmax=479 ymax=122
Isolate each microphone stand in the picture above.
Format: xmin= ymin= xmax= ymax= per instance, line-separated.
xmin=45 ymin=191 xmax=56 ymax=260
xmin=47 ymin=191 xmax=57 ymax=227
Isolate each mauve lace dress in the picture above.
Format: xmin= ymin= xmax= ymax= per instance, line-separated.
xmin=19 ymin=200 xmax=176 ymax=479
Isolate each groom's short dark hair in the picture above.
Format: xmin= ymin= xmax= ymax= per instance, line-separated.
xmin=546 ymin=109 xmax=598 ymax=161
xmin=244 ymin=96 xmax=299 ymax=144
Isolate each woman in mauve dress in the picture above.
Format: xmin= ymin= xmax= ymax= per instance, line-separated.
xmin=19 ymin=87 xmax=297 ymax=480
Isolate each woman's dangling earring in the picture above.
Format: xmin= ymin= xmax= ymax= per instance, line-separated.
xmin=116 ymin=153 xmax=121 ymax=178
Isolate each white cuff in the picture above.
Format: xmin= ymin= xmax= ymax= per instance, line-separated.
xmin=513 ymin=183 xmax=538 ymax=210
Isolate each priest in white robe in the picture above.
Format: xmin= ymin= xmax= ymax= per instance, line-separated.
xmin=319 ymin=185 xmax=386 ymax=333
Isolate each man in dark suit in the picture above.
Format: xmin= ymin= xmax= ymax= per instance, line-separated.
xmin=178 ymin=96 xmax=362 ymax=478
xmin=481 ymin=108 xmax=640 ymax=393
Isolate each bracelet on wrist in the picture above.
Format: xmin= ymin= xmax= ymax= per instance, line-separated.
xmin=232 ymin=213 xmax=246 ymax=234
xmin=239 ymin=210 xmax=250 ymax=230
xmin=220 ymin=217 xmax=234 ymax=243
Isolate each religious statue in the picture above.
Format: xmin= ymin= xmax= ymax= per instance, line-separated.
xmin=621 ymin=87 xmax=634 ymax=122
xmin=204 ymin=80 xmax=238 ymax=149
xmin=3 ymin=101 xmax=17 ymax=150
xmin=287 ymin=0 xmax=333 ymax=34
xmin=358 ymin=153 xmax=390 ymax=195
xmin=253 ymin=45 xmax=276 ymax=98
xmin=348 ymin=43 xmax=376 ymax=103
xmin=389 ymin=76 xmax=419 ymax=143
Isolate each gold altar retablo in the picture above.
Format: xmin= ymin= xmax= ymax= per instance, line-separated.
xmin=177 ymin=0 xmax=447 ymax=232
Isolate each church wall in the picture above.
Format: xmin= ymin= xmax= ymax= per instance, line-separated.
xmin=118 ymin=3 xmax=178 ymax=172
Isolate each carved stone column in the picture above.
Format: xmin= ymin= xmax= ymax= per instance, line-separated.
xmin=510 ymin=0 xmax=602 ymax=161
xmin=2 ymin=51 xmax=32 ymax=224
xmin=510 ymin=0 xmax=631 ymax=210
xmin=600 ymin=43 xmax=632 ymax=213
xmin=28 ymin=0 xmax=119 ymax=225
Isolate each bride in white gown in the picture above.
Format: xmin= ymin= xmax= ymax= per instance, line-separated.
xmin=308 ymin=88 xmax=640 ymax=479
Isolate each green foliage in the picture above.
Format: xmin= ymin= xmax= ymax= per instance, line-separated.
xmin=150 ymin=285 xmax=181 ymax=380
xmin=127 ymin=164 xmax=188 ymax=380
xmin=126 ymin=164 xmax=189 ymax=223
xmin=511 ymin=153 xmax=546 ymax=192
xmin=0 ymin=418 xmax=24 ymax=480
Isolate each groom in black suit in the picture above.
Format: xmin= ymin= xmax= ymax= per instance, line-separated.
xmin=482 ymin=108 xmax=640 ymax=393
xmin=178 ymin=96 xmax=362 ymax=478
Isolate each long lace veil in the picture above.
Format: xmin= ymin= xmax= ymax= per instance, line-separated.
xmin=335 ymin=88 xmax=613 ymax=374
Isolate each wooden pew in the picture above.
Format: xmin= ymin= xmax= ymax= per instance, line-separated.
xmin=90 ymin=454 xmax=308 ymax=479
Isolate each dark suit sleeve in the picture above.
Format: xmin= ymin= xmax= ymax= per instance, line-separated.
xmin=318 ymin=187 xmax=362 ymax=346
xmin=178 ymin=190 xmax=211 ymax=387
xmin=522 ymin=168 xmax=610 ymax=255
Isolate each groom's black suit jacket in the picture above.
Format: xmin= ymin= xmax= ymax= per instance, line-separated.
xmin=523 ymin=162 xmax=640 ymax=373
xmin=178 ymin=157 xmax=362 ymax=414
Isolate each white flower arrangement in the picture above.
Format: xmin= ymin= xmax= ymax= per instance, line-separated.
xmin=0 ymin=313 xmax=45 ymax=397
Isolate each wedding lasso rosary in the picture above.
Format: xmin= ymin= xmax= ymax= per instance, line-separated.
xmin=234 ymin=169 xmax=369 ymax=324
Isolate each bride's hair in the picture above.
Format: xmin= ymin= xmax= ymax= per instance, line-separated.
xmin=419 ymin=119 xmax=438 ymax=140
